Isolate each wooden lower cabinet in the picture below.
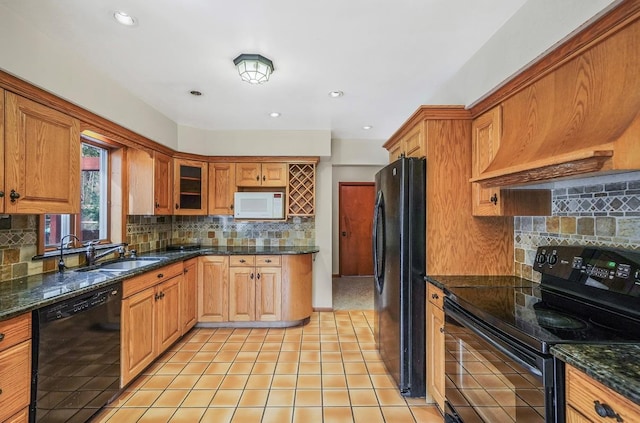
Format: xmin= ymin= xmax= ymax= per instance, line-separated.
xmin=229 ymin=255 xmax=282 ymax=322
xmin=4 ymin=408 xmax=28 ymax=423
xmin=121 ymin=268 xmax=184 ymax=387
xmin=565 ymin=364 xmax=640 ymax=423
xmin=198 ymin=256 xmax=229 ymax=322
xmin=181 ymin=259 xmax=198 ymax=334
xmin=0 ymin=313 xmax=31 ymax=423
xmin=426 ymin=284 xmax=445 ymax=411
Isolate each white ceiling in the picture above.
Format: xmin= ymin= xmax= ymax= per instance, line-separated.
xmin=1 ymin=0 xmax=529 ymax=141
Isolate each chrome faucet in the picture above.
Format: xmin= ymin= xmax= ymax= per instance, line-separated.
xmin=85 ymin=242 xmax=127 ymax=267
xmin=58 ymin=234 xmax=80 ymax=272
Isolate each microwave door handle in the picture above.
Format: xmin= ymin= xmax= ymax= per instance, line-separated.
xmin=445 ymin=304 xmax=543 ymax=377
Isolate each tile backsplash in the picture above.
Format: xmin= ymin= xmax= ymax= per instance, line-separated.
xmin=0 ymin=215 xmax=315 ymax=281
xmin=515 ymin=178 xmax=640 ymax=281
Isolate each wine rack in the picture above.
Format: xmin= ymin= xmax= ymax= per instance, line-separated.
xmin=287 ymin=163 xmax=315 ymax=216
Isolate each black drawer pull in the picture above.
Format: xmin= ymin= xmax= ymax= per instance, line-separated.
xmin=0 ymin=333 xmax=4 ymax=342
xmin=594 ymin=400 xmax=623 ymax=422
xmin=250 ymin=273 xmax=254 ymax=280
xmin=265 ymin=259 xmax=272 ymax=263
xmin=239 ymin=259 xmax=246 ymax=263
xmin=431 ymin=293 xmax=439 ymax=300
xmin=157 ymin=273 xmax=164 ymax=278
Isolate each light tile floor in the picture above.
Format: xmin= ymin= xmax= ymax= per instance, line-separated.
xmin=94 ymin=311 xmax=442 ymax=422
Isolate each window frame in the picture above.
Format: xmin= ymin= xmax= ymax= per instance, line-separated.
xmin=39 ymin=135 xmax=115 ymax=252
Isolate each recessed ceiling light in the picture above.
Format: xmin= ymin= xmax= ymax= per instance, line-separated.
xmin=189 ymin=90 xmax=203 ymax=96
xmin=113 ymin=11 xmax=137 ymax=26
xmin=329 ymin=91 xmax=344 ymax=98
xmin=363 ymin=125 xmax=373 ymax=130
xmin=269 ymin=112 xmax=281 ymax=118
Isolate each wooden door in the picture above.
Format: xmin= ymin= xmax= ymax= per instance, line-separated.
xmin=236 ymin=162 xmax=262 ymax=186
xmin=154 ymin=152 xmax=173 ymax=215
xmin=229 ymin=267 xmax=256 ymax=321
xmin=208 ymin=162 xmax=236 ymax=215
xmin=121 ymin=288 xmax=156 ymax=386
xmin=181 ymin=259 xmax=198 ymax=334
xmin=472 ymin=105 xmax=502 ymax=216
xmin=255 ymin=267 xmax=282 ymax=321
xmin=156 ymin=276 xmax=181 ymax=353
xmin=4 ymin=92 xmax=80 ymax=214
xmin=261 ymin=163 xmax=288 ymax=186
xmin=339 ymin=183 xmax=375 ymax=276
xmin=197 ymin=256 xmax=229 ymax=322
xmin=174 ymin=159 xmax=208 ymax=215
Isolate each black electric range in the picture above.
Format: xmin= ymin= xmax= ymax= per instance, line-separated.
xmin=445 ymin=246 xmax=640 ymax=354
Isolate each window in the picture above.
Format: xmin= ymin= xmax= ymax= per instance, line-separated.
xmin=44 ymin=141 xmax=110 ymax=248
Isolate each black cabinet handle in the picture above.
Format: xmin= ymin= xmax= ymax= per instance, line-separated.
xmin=256 ymin=175 xmax=260 ymax=181
xmin=262 ymin=175 xmax=266 ymax=181
xmin=239 ymin=259 xmax=246 ymax=263
xmin=432 ymin=293 xmax=439 ymax=300
xmin=341 ymin=231 xmax=347 ymax=237
xmin=155 ymin=201 xmax=160 ymax=208
xmin=594 ymin=400 xmax=623 ymax=422
xmin=9 ymin=190 xmax=20 ymax=203
xmin=175 ymin=203 xmax=180 ymax=209
xmin=257 ymin=273 xmax=261 ymax=279
xmin=490 ymin=193 xmax=498 ymax=205
xmin=157 ymin=273 xmax=164 ymax=278
xmin=154 ymin=293 xmax=160 ymax=301
xmin=0 ymin=333 xmax=4 ymax=342
xmin=265 ymin=259 xmax=272 ymax=263
xmin=230 ymin=204 xmax=234 ymax=210
xmin=0 ymin=191 xmax=4 ymax=198
xmin=439 ymin=327 xmax=444 ymax=333
xmin=250 ymin=273 xmax=254 ymax=280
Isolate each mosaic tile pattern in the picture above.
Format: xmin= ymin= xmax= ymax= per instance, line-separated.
xmin=515 ymin=178 xmax=640 ymax=281
xmin=170 ymin=216 xmax=315 ymax=248
xmin=0 ymin=215 xmax=57 ymax=279
xmin=126 ymin=216 xmax=173 ymax=253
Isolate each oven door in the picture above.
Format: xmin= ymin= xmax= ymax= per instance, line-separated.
xmin=443 ymin=299 xmax=558 ymax=423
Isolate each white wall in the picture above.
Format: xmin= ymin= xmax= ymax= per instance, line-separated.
xmin=428 ymin=0 xmax=619 ymax=105
xmin=331 ymin=138 xmax=388 ymax=166
xmin=0 ymin=5 xmax=178 ymax=148
xmin=177 ymin=126 xmax=331 ymax=156
xmin=312 ymin=158 xmax=333 ymax=309
xmin=331 ymin=165 xmax=382 ymax=274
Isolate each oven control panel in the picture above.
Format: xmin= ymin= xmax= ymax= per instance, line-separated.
xmin=535 ymin=246 xmax=640 ymax=295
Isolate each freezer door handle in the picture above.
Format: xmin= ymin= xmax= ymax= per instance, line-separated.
xmin=373 ymin=190 xmax=385 ymax=294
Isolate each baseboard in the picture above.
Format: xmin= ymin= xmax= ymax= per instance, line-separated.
xmin=313 ymin=307 xmax=333 ymax=312
xmin=332 ymin=273 xmax=340 ymax=278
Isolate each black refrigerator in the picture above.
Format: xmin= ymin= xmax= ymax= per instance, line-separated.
xmin=373 ymin=156 xmax=426 ymax=397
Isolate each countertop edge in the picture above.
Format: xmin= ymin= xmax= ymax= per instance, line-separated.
xmin=551 ymin=344 xmax=640 ymax=406
xmin=0 ymin=247 xmax=319 ymax=320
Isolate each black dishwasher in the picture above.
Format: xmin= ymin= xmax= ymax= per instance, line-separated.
xmin=30 ymin=283 xmax=122 ymax=423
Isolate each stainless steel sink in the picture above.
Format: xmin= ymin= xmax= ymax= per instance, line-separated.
xmin=76 ymin=257 xmax=165 ymax=273
xmin=98 ymin=259 xmax=163 ymax=272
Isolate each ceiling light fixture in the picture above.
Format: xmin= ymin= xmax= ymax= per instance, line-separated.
xmin=363 ymin=125 xmax=373 ymax=130
xmin=269 ymin=112 xmax=281 ymax=118
xmin=329 ymin=91 xmax=344 ymax=98
xmin=233 ymin=54 xmax=274 ymax=84
xmin=113 ymin=11 xmax=137 ymax=26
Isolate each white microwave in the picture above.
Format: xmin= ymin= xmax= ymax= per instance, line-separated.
xmin=234 ymin=192 xmax=285 ymax=219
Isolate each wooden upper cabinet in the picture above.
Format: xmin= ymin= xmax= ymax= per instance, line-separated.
xmin=174 ymin=159 xmax=208 ymax=215
xmin=4 ymin=92 xmax=80 ymax=214
xmin=208 ymin=162 xmax=236 ymax=215
xmin=128 ymin=149 xmax=173 ymax=215
xmin=472 ymin=105 xmax=503 ymax=216
xmin=472 ymin=106 xmax=550 ymax=216
xmin=0 ymin=89 xmax=4 ymax=213
xmin=153 ymin=152 xmax=173 ymax=214
xmin=236 ymin=162 xmax=287 ymax=187
xmin=385 ymin=121 xmax=425 ymax=162
xmin=402 ymin=123 xmax=424 ymax=159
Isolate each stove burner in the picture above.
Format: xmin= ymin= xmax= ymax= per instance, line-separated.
xmin=534 ymin=308 xmax=588 ymax=330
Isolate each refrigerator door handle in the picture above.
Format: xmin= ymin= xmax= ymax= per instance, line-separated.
xmin=373 ymin=190 xmax=385 ymax=294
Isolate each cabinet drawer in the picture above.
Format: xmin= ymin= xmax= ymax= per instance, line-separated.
xmin=230 ymin=255 xmax=255 ymax=267
xmin=256 ymin=255 xmax=281 ymax=267
xmin=4 ymin=407 xmax=28 ymax=423
xmin=566 ymin=365 xmax=640 ymax=423
xmin=0 ymin=341 xmax=31 ymax=422
xmin=427 ymin=284 xmax=444 ymax=309
xmin=123 ymin=262 xmax=184 ymax=298
xmin=0 ymin=314 xmax=31 ymax=353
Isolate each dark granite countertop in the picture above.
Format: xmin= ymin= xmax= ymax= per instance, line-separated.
xmin=425 ymin=274 xmax=536 ymax=290
xmin=0 ymin=246 xmax=318 ymax=321
xmin=552 ymin=344 xmax=640 ymax=406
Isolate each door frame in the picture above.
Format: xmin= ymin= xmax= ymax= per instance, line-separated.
xmin=338 ymin=182 xmax=375 ymax=276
